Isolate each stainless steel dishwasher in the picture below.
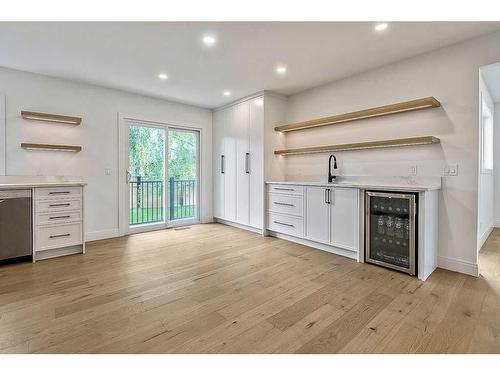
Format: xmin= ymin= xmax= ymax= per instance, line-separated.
xmin=0 ymin=190 xmax=32 ymax=262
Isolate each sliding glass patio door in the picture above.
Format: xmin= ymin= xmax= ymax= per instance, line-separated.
xmin=125 ymin=121 xmax=199 ymax=232
xmin=167 ymin=128 xmax=199 ymax=223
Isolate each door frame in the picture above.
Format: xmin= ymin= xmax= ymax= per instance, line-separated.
xmin=118 ymin=112 xmax=203 ymax=236
xmin=0 ymin=94 xmax=5 ymax=176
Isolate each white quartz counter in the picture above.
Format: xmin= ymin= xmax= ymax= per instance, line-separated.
xmin=0 ymin=176 xmax=86 ymax=189
xmin=266 ymin=176 xmax=441 ymax=192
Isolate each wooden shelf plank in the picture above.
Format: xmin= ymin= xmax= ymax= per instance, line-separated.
xmin=275 ymin=97 xmax=440 ymax=132
xmin=21 ymin=111 xmax=82 ymax=125
xmin=21 ymin=143 xmax=82 ymax=152
xmin=274 ymin=136 xmax=440 ymax=155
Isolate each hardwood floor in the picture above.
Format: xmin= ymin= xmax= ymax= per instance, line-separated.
xmin=1 ymin=223 xmax=499 ymax=353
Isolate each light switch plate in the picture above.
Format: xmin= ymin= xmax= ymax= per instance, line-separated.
xmin=444 ymin=163 xmax=458 ymax=176
xmin=105 ymin=168 xmax=111 ymax=176
xmin=409 ymin=165 xmax=417 ymax=176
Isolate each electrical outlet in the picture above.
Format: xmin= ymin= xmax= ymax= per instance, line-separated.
xmin=409 ymin=165 xmax=417 ymax=176
xmin=444 ymin=164 xmax=458 ymax=176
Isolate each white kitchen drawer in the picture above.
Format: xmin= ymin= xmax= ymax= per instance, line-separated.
xmin=36 ymin=186 xmax=82 ymax=200
xmin=36 ymin=210 xmax=82 ymax=226
xmin=268 ymin=184 xmax=304 ymax=196
xmin=267 ymin=193 xmax=304 ymax=217
xmin=267 ymin=212 xmax=304 ymax=237
xmin=36 ymin=199 xmax=81 ymax=213
xmin=36 ymin=222 xmax=83 ymax=251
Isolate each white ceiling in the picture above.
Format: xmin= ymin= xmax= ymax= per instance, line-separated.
xmin=481 ymin=63 xmax=500 ymax=102
xmin=1 ymin=22 xmax=499 ymax=108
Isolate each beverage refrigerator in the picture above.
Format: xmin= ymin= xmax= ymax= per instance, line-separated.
xmin=365 ymin=191 xmax=417 ymax=276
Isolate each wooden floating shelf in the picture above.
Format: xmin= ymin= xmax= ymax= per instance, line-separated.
xmin=21 ymin=111 xmax=82 ymax=125
xmin=274 ymin=136 xmax=440 ymax=156
xmin=21 ymin=143 xmax=82 ymax=152
xmin=275 ymin=97 xmax=441 ymax=132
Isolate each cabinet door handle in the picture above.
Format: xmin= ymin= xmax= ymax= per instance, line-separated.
xmin=273 ymin=221 xmax=294 ymax=228
xmin=245 ymin=153 xmax=250 ymax=174
xmin=325 ymin=188 xmax=332 ymax=204
xmin=221 ymin=155 xmax=225 ymax=174
xmin=49 ymin=233 xmax=71 ymax=239
xmin=49 ymin=191 xmax=71 ymax=195
xmin=274 ymin=187 xmax=294 ymax=191
xmin=49 ymin=215 xmax=71 ymax=220
xmin=273 ymin=202 xmax=294 ymax=207
xmin=49 ymin=203 xmax=71 ymax=207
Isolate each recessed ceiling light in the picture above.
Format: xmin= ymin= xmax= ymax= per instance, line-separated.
xmin=375 ymin=23 xmax=388 ymax=31
xmin=158 ymin=73 xmax=168 ymax=80
xmin=202 ymin=35 xmax=216 ymax=46
xmin=276 ymin=65 xmax=287 ymax=75
xmin=223 ymin=91 xmax=231 ymax=96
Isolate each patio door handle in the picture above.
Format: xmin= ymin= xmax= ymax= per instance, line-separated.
xmin=126 ymin=170 xmax=131 ymax=183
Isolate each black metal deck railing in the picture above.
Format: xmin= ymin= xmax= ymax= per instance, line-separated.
xmin=129 ymin=177 xmax=196 ymax=226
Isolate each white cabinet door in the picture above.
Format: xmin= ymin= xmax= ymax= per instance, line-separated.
xmin=305 ymin=186 xmax=331 ymax=244
xmin=235 ymin=101 xmax=250 ymax=225
xmin=331 ymin=188 xmax=359 ymax=251
xmin=249 ymin=96 xmax=264 ymax=229
xmin=213 ymin=109 xmax=225 ymax=219
xmin=223 ymin=106 xmax=237 ymax=222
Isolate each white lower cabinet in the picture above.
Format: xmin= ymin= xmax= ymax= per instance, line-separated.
xmin=34 ymin=186 xmax=85 ymax=261
xmin=267 ymin=183 xmax=360 ymax=258
xmin=305 ymin=186 xmax=331 ymax=244
xmin=331 ymin=188 xmax=359 ymax=251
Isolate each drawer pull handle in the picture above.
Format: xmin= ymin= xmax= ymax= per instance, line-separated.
xmin=49 ymin=191 xmax=71 ymax=195
xmin=49 ymin=215 xmax=71 ymax=220
xmin=49 ymin=203 xmax=71 ymax=207
xmin=274 ymin=188 xmax=294 ymax=191
xmin=273 ymin=221 xmax=294 ymax=228
xmin=273 ymin=202 xmax=295 ymax=207
xmin=49 ymin=233 xmax=71 ymax=239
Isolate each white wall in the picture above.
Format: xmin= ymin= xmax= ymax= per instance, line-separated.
xmin=494 ymin=103 xmax=500 ymax=227
xmin=0 ymin=67 xmax=213 ymax=240
xmin=477 ymin=73 xmax=495 ymax=250
xmin=282 ymin=31 xmax=500 ymax=276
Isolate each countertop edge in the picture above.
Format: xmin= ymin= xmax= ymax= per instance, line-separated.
xmin=0 ymin=182 xmax=87 ymax=189
xmin=265 ymin=181 xmax=441 ymax=192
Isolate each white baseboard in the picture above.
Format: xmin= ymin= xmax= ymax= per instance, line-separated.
xmin=478 ymin=226 xmax=494 ymax=251
xmin=85 ymin=229 xmax=121 ymax=242
xmin=494 ymin=220 xmax=500 ymax=228
xmin=214 ymin=217 xmax=263 ymax=234
xmin=437 ymin=255 xmax=479 ymax=277
xmin=268 ymin=231 xmax=359 ymax=261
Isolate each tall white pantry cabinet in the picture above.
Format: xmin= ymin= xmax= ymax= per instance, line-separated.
xmin=213 ymin=93 xmax=286 ymax=232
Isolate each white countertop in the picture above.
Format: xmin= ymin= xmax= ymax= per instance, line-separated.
xmin=0 ymin=176 xmax=86 ymax=189
xmin=266 ymin=176 xmax=441 ymax=192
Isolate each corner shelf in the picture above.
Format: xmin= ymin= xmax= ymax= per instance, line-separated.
xmin=21 ymin=143 xmax=82 ymax=152
xmin=21 ymin=111 xmax=82 ymax=125
xmin=274 ymin=97 xmax=440 ymax=132
xmin=274 ymin=136 xmax=440 ymax=156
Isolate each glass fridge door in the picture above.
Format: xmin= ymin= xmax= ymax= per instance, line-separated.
xmin=366 ymin=192 xmax=416 ymax=275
